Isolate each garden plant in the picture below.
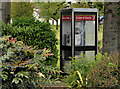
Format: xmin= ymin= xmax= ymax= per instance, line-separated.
xmin=0 ymin=35 xmax=61 ymax=89
xmin=2 ymin=16 xmax=58 ymax=66
xmin=63 ymin=54 xmax=95 ymax=88
xmin=87 ymin=53 xmax=119 ymax=88
xmin=63 ymin=53 xmax=119 ymax=88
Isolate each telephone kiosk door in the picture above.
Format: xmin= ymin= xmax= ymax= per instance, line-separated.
xmin=60 ymin=11 xmax=72 ymax=72
xmin=75 ymin=12 xmax=96 ymax=59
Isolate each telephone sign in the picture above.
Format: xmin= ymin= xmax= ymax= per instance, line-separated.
xmin=62 ymin=16 xmax=71 ymax=21
xmin=62 ymin=15 xmax=95 ymax=21
xmin=75 ymin=15 xmax=95 ymax=21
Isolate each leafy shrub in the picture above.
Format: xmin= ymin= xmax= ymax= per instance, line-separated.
xmin=63 ymin=54 xmax=94 ymax=88
xmin=0 ymin=36 xmax=60 ymax=89
xmin=87 ymin=53 xmax=119 ymax=88
xmin=11 ymin=16 xmax=37 ymax=27
xmin=63 ymin=53 xmax=119 ymax=88
xmin=2 ymin=17 xmax=58 ymax=66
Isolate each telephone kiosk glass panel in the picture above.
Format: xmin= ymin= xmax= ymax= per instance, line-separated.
xmin=61 ymin=12 xmax=72 ymax=60
xmin=75 ymin=14 xmax=95 ymax=46
xmin=62 ymin=17 xmax=71 ymax=46
xmin=75 ymin=13 xmax=96 ymax=58
xmin=61 ymin=12 xmax=72 ymax=72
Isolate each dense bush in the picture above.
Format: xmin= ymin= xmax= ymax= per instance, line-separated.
xmin=87 ymin=53 xmax=119 ymax=88
xmin=63 ymin=54 xmax=94 ymax=88
xmin=0 ymin=36 xmax=60 ymax=89
xmin=2 ymin=17 xmax=58 ymax=66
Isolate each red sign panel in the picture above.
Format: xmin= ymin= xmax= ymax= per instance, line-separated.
xmin=62 ymin=16 xmax=71 ymax=21
xmin=75 ymin=16 xmax=95 ymax=21
xmin=62 ymin=15 xmax=95 ymax=21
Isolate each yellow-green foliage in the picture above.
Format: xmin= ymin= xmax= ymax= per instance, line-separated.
xmin=63 ymin=54 xmax=94 ymax=88
xmin=11 ymin=2 xmax=34 ymax=18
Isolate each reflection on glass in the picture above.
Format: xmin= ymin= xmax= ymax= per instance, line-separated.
xmin=75 ymin=21 xmax=85 ymax=46
xmin=85 ymin=51 xmax=95 ymax=60
xmin=75 ymin=16 xmax=95 ymax=46
xmin=62 ymin=50 xmax=72 ymax=60
xmin=62 ymin=50 xmax=72 ymax=73
xmin=85 ymin=21 xmax=95 ymax=46
xmin=62 ymin=20 xmax=71 ymax=46
xmin=62 ymin=60 xmax=71 ymax=73
xmin=75 ymin=51 xmax=95 ymax=60
xmin=75 ymin=51 xmax=85 ymax=58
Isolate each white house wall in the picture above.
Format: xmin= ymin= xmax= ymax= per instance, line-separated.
xmin=49 ymin=19 xmax=60 ymax=25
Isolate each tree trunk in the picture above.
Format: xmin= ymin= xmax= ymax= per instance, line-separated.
xmin=103 ymin=2 xmax=120 ymax=85
xmin=0 ymin=1 xmax=2 ymax=22
xmin=52 ymin=20 xmax=54 ymax=25
xmin=47 ymin=19 xmax=49 ymax=23
xmin=103 ymin=2 xmax=120 ymax=54
xmin=2 ymin=2 xmax=11 ymax=24
xmin=118 ymin=2 xmax=120 ymax=54
xmin=118 ymin=2 xmax=120 ymax=86
xmin=55 ymin=19 xmax=58 ymax=30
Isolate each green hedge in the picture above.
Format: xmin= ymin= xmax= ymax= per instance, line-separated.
xmin=2 ymin=17 xmax=58 ymax=66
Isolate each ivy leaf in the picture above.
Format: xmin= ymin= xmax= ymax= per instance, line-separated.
xmin=15 ymin=71 xmax=29 ymax=79
xmin=108 ymin=63 xmax=113 ymax=67
xmin=12 ymin=77 xmax=23 ymax=84
xmin=55 ymin=81 xmax=61 ymax=84
xmin=37 ymin=72 xmax=45 ymax=78
xmin=1 ymin=71 xmax=8 ymax=81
